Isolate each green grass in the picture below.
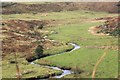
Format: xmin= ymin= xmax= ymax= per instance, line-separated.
xmin=35 ymin=21 xmax=118 ymax=78
xmin=2 ymin=54 xmax=62 ymax=78
xmin=2 ymin=10 xmax=117 ymax=20
xmin=2 ymin=10 xmax=118 ymax=78
xmin=48 ymin=22 xmax=118 ymax=46
xmin=2 ymin=39 xmax=73 ymax=78
xmin=35 ymin=47 xmax=118 ymax=78
xmin=44 ymin=44 xmax=74 ymax=55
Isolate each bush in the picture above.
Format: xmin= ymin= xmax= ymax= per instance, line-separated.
xmin=110 ymin=28 xmax=120 ymax=36
xmin=35 ymin=45 xmax=43 ymax=58
xmin=37 ymin=24 xmax=44 ymax=29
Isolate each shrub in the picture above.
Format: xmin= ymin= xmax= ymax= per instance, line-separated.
xmin=37 ymin=24 xmax=44 ymax=29
xmin=110 ymin=28 xmax=120 ymax=36
xmin=35 ymin=45 xmax=43 ymax=58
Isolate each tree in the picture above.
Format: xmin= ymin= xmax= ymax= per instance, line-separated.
xmin=35 ymin=45 xmax=43 ymax=58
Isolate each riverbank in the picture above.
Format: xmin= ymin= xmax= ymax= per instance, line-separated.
xmin=33 ymin=43 xmax=80 ymax=78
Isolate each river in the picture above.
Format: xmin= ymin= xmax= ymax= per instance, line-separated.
xmin=31 ymin=43 xmax=80 ymax=78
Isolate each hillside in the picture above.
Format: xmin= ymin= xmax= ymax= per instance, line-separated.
xmin=2 ymin=2 xmax=118 ymax=14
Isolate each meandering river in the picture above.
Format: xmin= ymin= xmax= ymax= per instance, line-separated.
xmin=31 ymin=43 xmax=80 ymax=78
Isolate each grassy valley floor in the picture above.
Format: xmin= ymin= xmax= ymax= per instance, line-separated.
xmin=2 ymin=9 xmax=118 ymax=78
xmin=33 ymin=12 xmax=118 ymax=78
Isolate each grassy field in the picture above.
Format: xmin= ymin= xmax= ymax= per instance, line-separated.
xmin=2 ymin=54 xmax=62 ymax=78
xmin=35 ymin=22 xmax=118 ymax=78
xmin=44 ymin=44 xmax=74 ymax=55
xmin=2 ymin=9 xmax=118 ymax=78
xmin=2 ymin=38 xmax=73 ymax=78
xmin=35 ymin=48 xmax=117 ymax=78
xmin=32 ymin=11 xmax=118 ymax=78
xmin=2 ymin=10 xmax=117 ymax=20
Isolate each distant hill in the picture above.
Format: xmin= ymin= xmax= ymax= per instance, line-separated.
xmin=2 ymin=2 xmax=119 ymax=14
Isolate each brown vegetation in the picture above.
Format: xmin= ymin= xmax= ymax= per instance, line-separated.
xmin=1 ymin=20 xmax=62 ymax=61
xmin=97 ymin=17 xmax=119 ymax=36
xmin=2 ymin=2 xmax=118 ymax=14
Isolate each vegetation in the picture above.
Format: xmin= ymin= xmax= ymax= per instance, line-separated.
xmin=2 ymin=10 xmax=117 ymax=20
xmin=110 ymin=28 xmax=120 ymax=36
xmin=1 ymin=2 xmax=16 ymax=7
xmin=44 ymin=44 xmax=74 ymax=55
xmin=34 ymin=19 xmax=118 ymax=78
xmin=2 ymin=54 xmax=62 ymax=78
xmin=2 ymin=2 xmax=118 ymax=15
xmin=97 ymin=17 xmax=119 ymax=36
xmin=35 ymin=45 xmax=43 ymax=58
xmin=2 ymin=2 xmax=118 ymax=78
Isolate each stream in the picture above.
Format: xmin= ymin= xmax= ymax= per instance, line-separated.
xmin=30 ymin=43 xmax=80 ymax=78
